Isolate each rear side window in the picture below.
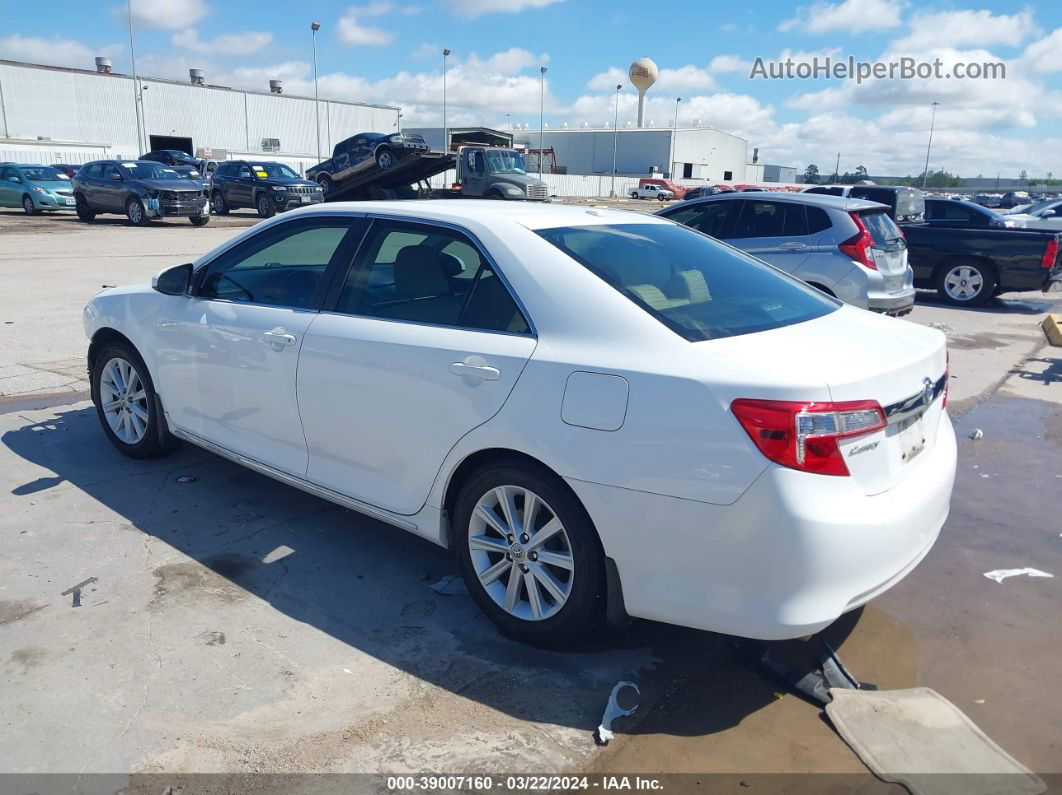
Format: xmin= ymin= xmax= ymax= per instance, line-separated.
xmin=860 ymin=211 xmax=904 ymax=247
xmin=536 ymin=223 xmax=837 ymax=342
xmin=731 ymin=201 xmax=808 ymax=238
xmin=661 ymin=201 xmax=735 ymax=238
xmin=806 ymin=187 xmax=844 ymax=196
xmin=806 ymin=206 xmax=832 ymax=234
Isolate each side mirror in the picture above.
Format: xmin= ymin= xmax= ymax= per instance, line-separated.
xmin=153 ymin=263 xmax=193 ymax=296
xmin=11 ymin=176 xmax=21 ymax=183
xmin=1043 ymin=209 xmax=1056 ymax=218
xmin=111 ymin=173 xmax=124 ymax=181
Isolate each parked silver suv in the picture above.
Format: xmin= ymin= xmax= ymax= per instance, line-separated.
xmin=656 ymin=192 xmax=915 ymax=315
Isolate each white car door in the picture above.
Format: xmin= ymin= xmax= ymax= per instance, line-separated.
xmin=297 ymin=218 xmax=537 ymax=516
xmin=153 ymin=215 xmax=368 ymax=476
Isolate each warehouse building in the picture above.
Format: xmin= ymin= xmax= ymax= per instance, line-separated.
xmin=511 ymin=126 xmax=751 ymax=182
xmin=0 ymin=58 xmax=399 ymax=171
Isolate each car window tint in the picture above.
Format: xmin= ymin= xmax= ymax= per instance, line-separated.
xmin=335 ymin=221 xmax=529 ymax=333
xmin=239 ymin=166 xmax=251 ymax=178
xmin=103 ymin=164 xmax=121 ymax=180
xmin=859 ymin=211 xmax=904 ymax=247
xmin=536 ymin=223 xmax=837 ymax=342
xmin=806 ymin=206 xmax=832 ymax=234
xmin=731 ymin=201 xmax=795 ymax=238
xmin=662 ymin=202 xmax=733 ymax=238
xmin=197 ymin=219 xmax=356 ymax=309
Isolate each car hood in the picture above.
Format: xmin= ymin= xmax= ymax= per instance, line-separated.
xmin=261 ymin=178 xmax=318 ymax=187
xmin=34 ymin=180 xmax=73 ymax=191
xmin=133 ymin=179 xmax=203 ymax=191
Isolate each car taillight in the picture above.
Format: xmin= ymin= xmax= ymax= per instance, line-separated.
xmin=731 ymin=399 xmax=886 ymax=477
xmin=839 ymin=213 xmax=877 ymax=270
xmin=1041 ymin=238 xmax=1059 ymax=270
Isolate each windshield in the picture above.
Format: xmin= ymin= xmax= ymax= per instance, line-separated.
xmin=536 ymin=223 xmax=837 ymax=342
xmin=118 ymin=163 xmax=180 ymax=180
xmin=175 ymin=170 xmax=202 ymax=180
xmin=251 ymin=163 xmax=300 ymax=179
xmin=21 ymin=167 xmax=67 ymax=181
xmin=487 ymin=151 xmax=527 ymax=175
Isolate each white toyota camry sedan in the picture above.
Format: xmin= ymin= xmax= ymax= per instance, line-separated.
xmin=83 ymin=201 xmax=956 ymax=644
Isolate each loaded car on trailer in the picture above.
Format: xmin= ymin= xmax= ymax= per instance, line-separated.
xmin=308 ymin=132 xmax=429 ymax=193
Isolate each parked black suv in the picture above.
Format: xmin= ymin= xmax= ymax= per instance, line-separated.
xmin=72 ymin=160 xmax=210 ymax=226
xmin=210 ymin=160 xmax=323 ymax=217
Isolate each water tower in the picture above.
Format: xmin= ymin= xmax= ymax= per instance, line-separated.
xmin=628 ymin=57 xmax=658 ymax=127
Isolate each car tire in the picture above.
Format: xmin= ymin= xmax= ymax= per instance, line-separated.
xmin=22 ymin=195 xmax=39 ymax=215
xmin=454 ymin=460 xmax=604 ymax=646
xmin=126 ymin=197 xmax=150 ymax=226
xmin=658 ymin=194 xmax=668 ymax=202
xmin=212 ymin=190 xmax=229 ymax=215
xmin=317 ymin=174 xmax=334 ymax=193
xmin=630 ymin=191 xmax=639 ymax=199
xmin=936 ymin=260 xmax=997 ymax=306
xmin=75 ymin=193 xmax=96 ymax=222
xmin=375 ymin=147 xmax=396 ymax=170
xmin=486 ymin=189 xmax=505 ymax=200
xmin=256 ymin=193 xmax=275 ymax=218
xmin=189 ymin=215 xmax=210 ymax=226
xmin=91 ymin=342 xmax=175 ymax=460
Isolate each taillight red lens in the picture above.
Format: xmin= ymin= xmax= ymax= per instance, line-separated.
xmin=731 ymin=399 xmax=886 ymax=477
xmin=839 ymin=213 xmax=877 ymax=270
xmin=1041 ymin=238 xmax=1059 ymax=270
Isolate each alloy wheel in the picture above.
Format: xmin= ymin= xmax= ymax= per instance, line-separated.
xmin=128 ymin=200 xmax=143 ymax=225
xmin=99 ymin=357 xmax=150 ymax=444
xmin=943 ymin=265 xmax=983 ymax=302
xmin=22 ymin=195 xmax=35 ymax=214
xmin=378 ymin=151 xmax=394 ymax=169
xmin=467 ymin=485 xmax=574 ymax=622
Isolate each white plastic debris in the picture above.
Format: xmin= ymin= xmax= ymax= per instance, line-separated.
xmin=595 ymin=681 xmax=640 ymax=745
xmin=429 ymin=574 xmax=469 ymax=596
xmin=969 ymin=429 xmax=984 ymax=440
xmin=982 ymin=568 xmax=1054 ymax=584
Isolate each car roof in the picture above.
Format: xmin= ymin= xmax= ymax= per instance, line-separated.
xmin=273 ymin=199 xmax=675 ymax=230
xmin=680 ymin=191 xmax=888 ymax=212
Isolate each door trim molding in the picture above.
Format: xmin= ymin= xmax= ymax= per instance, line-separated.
xmin=168 ymin=424 xmax=419 ymax=532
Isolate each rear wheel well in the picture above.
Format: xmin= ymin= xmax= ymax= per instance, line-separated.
xmin=442 ymin=449 xmax=587 ymax=548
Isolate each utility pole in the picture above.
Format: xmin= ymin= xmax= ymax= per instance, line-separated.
xmin=670 ymin=97 xmax=681 ymax=179
xmin=610 ymin=84 xmax=621 ymax=197
xmin=311 ymin=22 xmax=321 ymax=164
xmin=833 ymin=152 xmax=840 ymax=183
xmin=126 ymin=0 xmax=145 ymax=154
xmin=539 ymin=66 xmax=548 ymax=176
xmin=442 ymin=49 xmax=451 ymax=151
xmin=922 ymin=101 xmax=940 ymax=190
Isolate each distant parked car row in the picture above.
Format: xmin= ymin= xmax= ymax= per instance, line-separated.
xmin=0 ymin=163 xmax=75 ymax=214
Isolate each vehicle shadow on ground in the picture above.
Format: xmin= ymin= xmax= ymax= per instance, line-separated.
xmin=2 ymin=406 xmax=856 ymax=740
xmin=914 ymin=289 xmax=1054 ymax=315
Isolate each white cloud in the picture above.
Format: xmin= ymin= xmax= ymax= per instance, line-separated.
xmin=1019 ymin=28 xmax=1062 ymax=74
xmin=129 ymin=0 xmax=209 ymax=30
xmin=337 ymin=3 xmax=394 ymax=47
xmin=444 ymin=0 xmax=564 ymax=18
xmin=709 ymin=55 xmax=751 ymax=73
xmin=780 ymin=0 xmax=904 ymax=34
xmin=0 ymin=35 xmax=117 ymax=69
xmin=171 ymin=28 xmax=273 ymax=56
xmin=894 ymin=9 xmax=1036 ymax=51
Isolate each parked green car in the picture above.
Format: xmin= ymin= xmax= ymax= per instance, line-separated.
xmin=0 ymin=163 xmax=77 ymax=214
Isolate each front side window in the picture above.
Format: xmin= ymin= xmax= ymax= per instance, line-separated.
xmin=197 ymin=219 xmax=358 ymax=309
xmin=536 ymin=223 xmax=836 ymax=342
xmin=335 ymin=221 xmax=529 ymax=333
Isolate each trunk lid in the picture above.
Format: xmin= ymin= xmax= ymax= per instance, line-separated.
xmin=861 ymin=209 xmax=909 ymax=293
xmin=705 ymin=305 xmax=947 ymax=495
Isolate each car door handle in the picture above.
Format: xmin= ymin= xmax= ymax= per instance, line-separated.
xmin=450 ymin=358 xmax=500 ymax=381
xmin=778 ymin=242 xmax=808 ymax=250
xmin=262 ymin=328 xmax=297 ymax=347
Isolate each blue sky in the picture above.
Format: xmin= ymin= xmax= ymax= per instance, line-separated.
xmin=2 ymin=0 xmax=1061 ymax=176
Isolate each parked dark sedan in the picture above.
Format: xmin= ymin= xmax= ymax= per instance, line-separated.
xmin=210 ymin=160 xmax=323 ymax=217
xmin=141 ymin=149 xmax=201 ymax=170
xmin=73 ymin=160 xmax=210 ymax=226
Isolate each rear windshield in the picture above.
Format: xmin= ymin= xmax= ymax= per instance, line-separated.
xmin=536 ymin=223 xmax=837 ymax=342
xmin=860 ymin=211 xmax=905 ymax=247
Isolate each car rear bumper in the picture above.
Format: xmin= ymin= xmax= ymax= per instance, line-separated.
xmin=566 ymin=411 xmax=956 ymax=640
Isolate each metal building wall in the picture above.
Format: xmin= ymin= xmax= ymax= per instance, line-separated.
xmin=672 ymin=129 xmax=748 ymax=182
xmin=0 ymin=61 xmax=398 ymax=160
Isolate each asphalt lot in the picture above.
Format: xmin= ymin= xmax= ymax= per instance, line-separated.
xmin=1 ymin=206 xmax=1061 ymax=779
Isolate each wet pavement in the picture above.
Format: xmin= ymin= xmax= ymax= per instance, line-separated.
xmin=593 ymin=390 xmax=1062 ymax=778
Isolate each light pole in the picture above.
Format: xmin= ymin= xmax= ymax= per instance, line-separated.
xmin=922 ymin=101 xmax=940 ymax=190
xmin=539 ymin=66 xmax=547 ymax=176
xmin=610 ymin=83 xmax=621 ymax=197
xmin=126 ymin=0 xmax=145 ymax=154
xmin=506 ymin=113 xmax=511 ymax=130
xmin=311 ymin=22 xmax=321 ymax=164
xmin=670 ymin=97 xmax=681 ymax=179
xmin=442 ymin=48 xmax=451 ymax=151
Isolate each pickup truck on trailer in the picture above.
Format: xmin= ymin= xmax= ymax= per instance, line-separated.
xmin=308 ymin=132 xmax=429 ymax=193
xmin=899 ymin=223 xmax=1062 ymax=305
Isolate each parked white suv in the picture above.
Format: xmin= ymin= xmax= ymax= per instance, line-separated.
xmin=84 ymin=201 xmax=955 ymax=645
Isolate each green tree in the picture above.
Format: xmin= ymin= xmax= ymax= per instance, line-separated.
xmin=802 ymin=164 xmax=820 ymax=184
xmin=1019 ymin=169 xmax=1029 ymax=185
xmin=854 ymin=165 xmax=868 ymax=179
